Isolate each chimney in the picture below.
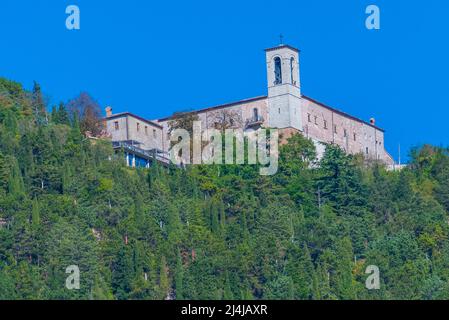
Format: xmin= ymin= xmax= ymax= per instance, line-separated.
xmin=370 ymin=118 xmax=376 ymax=126
xmin=105 ymin=106 xmax=113 ymax=117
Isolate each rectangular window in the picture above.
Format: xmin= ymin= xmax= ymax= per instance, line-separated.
xmin=353 ymin=133 xmax=357 ymax=141
xmin=366 ymin=147 xmax=369 ymax=155
xmin=324 ymin=120 xmax=328 ymax=129
xmin=145 ymin=126 xmax=148 ymax=135
xmin=334 ymin=125 xmax=337 ymax=134
xmin=308 ymin=114 xmax=311 ymax=122
xmin=153 ymin=129 xmax=157 ymax=138
xmin=137 ymin=123 xmax=140 ymax=132
xmin=344 ymin=129 xmax=347 ymax=138
xmin=314 ymin=116 xmax=318 ymax=125
xmin=114 ymin=121 xmax=119 ymax=130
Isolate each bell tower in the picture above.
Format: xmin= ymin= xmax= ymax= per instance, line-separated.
xmin=265 ymin=44 xmax=302 ymax=131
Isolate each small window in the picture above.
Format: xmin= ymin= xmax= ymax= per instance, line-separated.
xmin=344 ymin=129 xmax=347 ymax=138
xmin=314 ymin=116 xmax=318 ymax=125
xmin=290 ymin=57 xmax=295 ymax=84
xmin=353 ymin=133 xmax=357 ymax=141
xmin=253 ymin=108 xmax=259 ymax=120
xmin=137 ymin=123 xmax=140 ymax=132
xmin=308 ymin=114 xmax=311 ymax=122
xmin=334 ymin=125 xmax=337 ymax=134
xmin=366 ymin=147 xmax=369 ymax=155
xmin=324 ymin=120 xmax=328 ymax=129
xmin=153 ymin=129 xmax=157 ymax=138
xmin=114 ymin=121 xmax=119 ymax=130
xmin=145 ymin=126 xmax=148 ymax=135
xmin=278 ymin=108 xmax=281 ymax=114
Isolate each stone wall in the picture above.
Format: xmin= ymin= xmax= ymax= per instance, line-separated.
xmin=107 ymin=96 xmax=394 ymax=165
xmin=301 ymin=97 xmax=394 ymax=164
xmin=157 ymin=98 xmax=268 ymax=152
xmin=106 ymin=114 xmax=164 ymax=151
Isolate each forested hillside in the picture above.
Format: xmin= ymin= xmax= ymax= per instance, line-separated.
xmin=1 ymin=77 xmax=449 ymax=300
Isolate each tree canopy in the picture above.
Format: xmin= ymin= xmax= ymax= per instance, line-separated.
xmin=1 ymin=77 xmax=449 ymax=300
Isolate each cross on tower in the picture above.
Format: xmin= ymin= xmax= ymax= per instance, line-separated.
xmin=279 ymin=34 xmax=284 ymax=45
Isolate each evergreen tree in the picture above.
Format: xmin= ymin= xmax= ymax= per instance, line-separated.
xmin=7 ymin=157 xmax=24 ymax=196
xmin=175 ymin=251 xmax=184 ymax=300
xmin=112 ymin=245 xmax=133 ymax=300
xmin=31 ymin=81 xmax=48 ymax=126
xmin=1 ymin=77 xmax=449 ymax=301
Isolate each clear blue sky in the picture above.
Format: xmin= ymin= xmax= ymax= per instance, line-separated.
xmin=1 ymin=0 xmax=448 ymax=162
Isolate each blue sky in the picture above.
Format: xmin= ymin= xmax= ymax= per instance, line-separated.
xmin=1 ymin=0 xmax=448 ymax=162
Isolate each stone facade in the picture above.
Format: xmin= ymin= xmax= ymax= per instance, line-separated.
xmin=104 ymin=44 xmax=394 ymax=166
xmin=105 ymin=112 xmax=165 ymax=152
xmin=301 ymin=96 xmax=392 ymax=163
xmin=157 ymin=96 xmax=269 ymax=152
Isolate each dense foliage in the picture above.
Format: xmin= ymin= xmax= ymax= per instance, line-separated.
xmin=1 ymin=77 xmax=449 ymax=300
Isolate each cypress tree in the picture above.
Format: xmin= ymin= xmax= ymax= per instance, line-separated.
xmin=57 ymin=102 xmax=70 ymax=125
xmin=31 ymin=198 xmax=40 ymax=228
xmin=175 ymin=252 xmax=184 ymax=300
xmin=7 ymin=157 xmax=24 ymax=196
xmin=112 ymin=245 xmax=133 ymax=300
xmin=223 ymin=272 xmax=234 ymax=300
xmin=31 ymin=81 xmax=48 ymax=126
xmin=159 ymin=256 xmax=169 ymax=299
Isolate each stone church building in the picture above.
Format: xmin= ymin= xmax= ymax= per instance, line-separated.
xmin=104 ymin=44 xmax=394 ymax=167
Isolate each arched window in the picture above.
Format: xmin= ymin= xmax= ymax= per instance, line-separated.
xmin=290 ymin=57 xmax=295 ymax=84
xmin=253 ymin=108 xmax=259 ymax=120
xmin=274 ymin=57 xmax=282 ymax=85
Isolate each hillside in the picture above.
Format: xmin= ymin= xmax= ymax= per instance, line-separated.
xmin=1 ymin=77 xmax=449 ymax=300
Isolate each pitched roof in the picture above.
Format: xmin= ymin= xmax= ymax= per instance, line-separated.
xmin=265 ymin=44 xmax=300 ymax=53
xmin=105 ymin=112 xmax=163 ymax=129
xmin=157 ymin=96 xmax=268 ymax=122
xmin=302 ymin=95 xmax=385 ymax=132
xmin=156 ymin=94 xmax=385 ymax=132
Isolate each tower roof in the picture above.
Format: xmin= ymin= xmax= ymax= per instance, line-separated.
xmin=265 ymin=44 xmax=300 ymax=53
